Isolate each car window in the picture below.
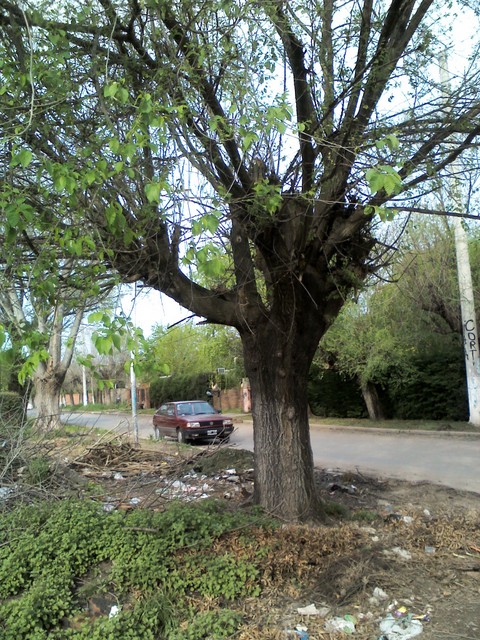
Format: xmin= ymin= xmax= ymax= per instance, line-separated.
xmin=192 ymin=401 xmax=217 ymax=414
xmin=156 ymin=404 xmax=168 ymax=415
xmin=177 ymin=403 xmax=193 ymax=415
xmin=167 ymin=405 xmax=175 ymax=416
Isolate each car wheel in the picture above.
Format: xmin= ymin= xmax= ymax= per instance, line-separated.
xmin=154 ymin=426 xmax=161 ymax=440
xmin=221 ymin=436 xmax=230 ymax=444
xmin=177 ymin=428 xmax=185 ymax=444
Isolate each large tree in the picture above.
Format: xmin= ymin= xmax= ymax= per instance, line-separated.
xmin=1 ymin=0 xmax=480 ymax=520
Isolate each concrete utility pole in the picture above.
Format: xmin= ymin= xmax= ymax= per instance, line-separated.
xmin=131 ymin=281 xmax=139 ymax=445
xmin=440 ymin=52 xmax=480 ymax=426
xmin=130 ymin=357 xmax=139 ymax=445
xmin=82 ymin=365 xmax=88 ymax=406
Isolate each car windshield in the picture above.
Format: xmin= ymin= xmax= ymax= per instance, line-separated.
xmin=190 ymin=401 xmax=216 ymax=415
xmin=176 ymin=403 xmax=193 ymax=415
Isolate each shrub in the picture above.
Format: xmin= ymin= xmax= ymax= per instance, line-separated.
xmin=0 ymin=391 xmax=23 ymax=425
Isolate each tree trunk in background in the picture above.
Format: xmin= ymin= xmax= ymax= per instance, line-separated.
xmin=33 ymin=370 xmax=65 ymax=431
xmin=361 ymin=381 xmax=385 ymax=420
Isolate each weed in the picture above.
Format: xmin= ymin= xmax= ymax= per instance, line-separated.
xmin=24 ymin=456 xmax=52 ymax=484
xmin=352 ymin=509 xmax=379 ymax=522
xmin=324 ymin=500 xmax=350 ymax=518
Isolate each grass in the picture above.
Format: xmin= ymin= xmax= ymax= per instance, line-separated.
xmin=63 ymin=403 xmax=130 ymax=412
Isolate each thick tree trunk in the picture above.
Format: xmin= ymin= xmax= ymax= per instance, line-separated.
xmin=33 ymin=372 xmax=64 ymax=431
xmin=241 ymin=315 xmax=325 ymax=522
xmin=360 ymin=381 xmax=385 ymax=420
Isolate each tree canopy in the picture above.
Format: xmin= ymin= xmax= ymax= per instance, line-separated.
xmin=2 ymin=0 xmax=480 ymax=520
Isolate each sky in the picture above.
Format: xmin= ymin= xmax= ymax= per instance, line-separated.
xmin=120 ymin=287 xmax=196 ymax=337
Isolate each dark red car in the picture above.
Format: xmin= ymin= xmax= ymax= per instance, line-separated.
xmin=152 ymin=400 xmax=234 ymax=443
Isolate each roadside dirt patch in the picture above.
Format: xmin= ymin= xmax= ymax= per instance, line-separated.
xmin=17 ymin=436 xmax=480 ymax=638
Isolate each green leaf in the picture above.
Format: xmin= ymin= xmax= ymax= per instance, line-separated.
xmin=53 ymin=175 xmax=67 ymax=192
xmin=117 ymin=87 xmax=129 ymax=103
xmin=88 ymin=311 xmax=105 ymax=323
xmin=17 ymin=149 xmax=33 ymax=168
xmin=84 ymin=170 xmax=97 ymax=185
xmin=5 ymin=205 xmax=20 ymax=228
xmin=145 ymin=182 xmax=161 ymax=203
xmin=108 ymin=137 xmax=121 ymax=154
xmin=103 ymin=82 xmax=118 ymax=98
xmin=241 ymin=131 xmax=259 ymax=152
xmin=376 ymin=133 xmax=400 ymax=151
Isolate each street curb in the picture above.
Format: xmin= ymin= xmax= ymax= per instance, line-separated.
xmin=235 ymin=417 xmax=480 ymax=439
xmin=308 ymin=423 xmax=480 ymax=439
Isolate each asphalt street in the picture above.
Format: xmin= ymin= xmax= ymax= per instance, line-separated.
xmin=61 ymin=411 xmax=480 ymax=494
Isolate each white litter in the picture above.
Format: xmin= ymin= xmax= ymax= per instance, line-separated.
xmin=297 ymin=604 xmax=321 ymax=616
xmin=379 ymin=614 xmax=423 ymax=639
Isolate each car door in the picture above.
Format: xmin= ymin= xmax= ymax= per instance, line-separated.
xmin=153 ymin=404 xmax=169 ymax=437
xmin=163 ymin=403 xmax=178 ymax=437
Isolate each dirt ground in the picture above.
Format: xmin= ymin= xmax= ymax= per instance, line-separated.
xmin=44 ymin=435 xmax=480 ymax=639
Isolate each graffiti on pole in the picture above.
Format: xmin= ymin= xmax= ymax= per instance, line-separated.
xmin=464 ymin=319 xmax=478 ymax=362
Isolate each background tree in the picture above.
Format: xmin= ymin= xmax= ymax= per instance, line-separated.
xmin=143 ymin=323 xmax=243 ymax=380
xmin=2 ymin=0 xmax=480 ymax=520
xmin=319 ymin=216 xmax=478 ymax=418
xmin=0 ymin=193 xmax=117 ymax=428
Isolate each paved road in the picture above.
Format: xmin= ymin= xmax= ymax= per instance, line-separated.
xmin=61 ymin=412 xmax=480 ymax=494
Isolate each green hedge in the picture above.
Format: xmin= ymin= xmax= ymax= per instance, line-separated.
xmin=149 ymin=372 xmax=213 ymax=408
xmin=308 ymin=351 xmax=469 ymax=421
xmin=387 ymin=352 xmax=468 ymax=421
xmin=308 ymin=366 xmax=367 ymax=418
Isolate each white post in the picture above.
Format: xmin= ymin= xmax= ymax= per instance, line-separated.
xmin=82 ymin=365 xmax=88 ymax=406
xmin=130 ymin=356 xmax=138 ymax=445
xmin=453 ymin=218 xmax=480 ymax=425
xmin=440 ymin=51 xmax=480 ymax=426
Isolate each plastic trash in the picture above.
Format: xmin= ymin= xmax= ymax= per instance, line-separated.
xmin=325 ymin=615 xmax=356 ymax=634
xmin=379 ymin=614 xmax=423 ymax=639
xmin=370 ymin=586 xmax=389 ymax=605
xmin=297 ymin=604 xmax=322 ymax=616
xmin=286 ymin=627 xmax=308 ymax=639
xmin=0 ymin=487 xmax=13 ymax=500
xmin=390 ymin=547 xmax=412 ymax=560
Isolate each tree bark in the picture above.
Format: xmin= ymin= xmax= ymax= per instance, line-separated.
xmin=241 ymin=312 xmax=326 ymax=522
xmin=33 ymin=369 xmax=65 ymax=431
xmin=360 ymin=381 xmax=385 ymax=420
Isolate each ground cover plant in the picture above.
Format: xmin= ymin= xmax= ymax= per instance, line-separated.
xmin=0 ymin=498 xmax=274 ymax=639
